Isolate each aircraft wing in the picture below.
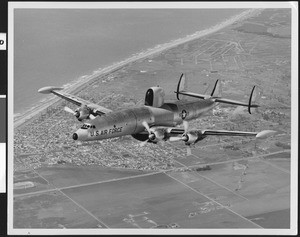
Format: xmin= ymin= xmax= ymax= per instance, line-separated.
xmin=38 ymin=86 xmax=112 ymax=115
xmin=202 ymin=129 xmax=257 ymax=137
xmin=167 ymin=127 xmax=276 ymax=139
xmin=201 ymin=129 xmax=277 ymax=139
xmin=167 ymin=127 xmax=185 ymax=135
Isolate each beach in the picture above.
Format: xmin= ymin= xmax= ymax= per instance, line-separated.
xmin=13 ymin=8 xmax=261 ymax=129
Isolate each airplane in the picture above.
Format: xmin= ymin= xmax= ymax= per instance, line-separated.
xmin=38 ymin=73 xmax=276 ymax=154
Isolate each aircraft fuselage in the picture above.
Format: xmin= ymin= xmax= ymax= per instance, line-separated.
xmin=74 ymin=99 xmax=217 ymax=141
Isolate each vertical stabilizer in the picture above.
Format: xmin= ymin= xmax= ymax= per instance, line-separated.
xmin=210 ymin=79 xmax=222 ymax=97
xmin=248 ymin=85 xmax=262 ymax=114
xmin=176 ymin=73 xmax=188 ymax=100
xmin=251 ymin=85 xmax=262 ymax=105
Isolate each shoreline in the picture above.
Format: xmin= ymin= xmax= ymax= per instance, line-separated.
xmin=13 ymin=8 xmax=262 ymax=129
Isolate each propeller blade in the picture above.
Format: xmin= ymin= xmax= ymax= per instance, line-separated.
xmin=140 ymin=140 xmax=149 ymax=147
xmin=183 ymin=120 xmax=189 ymax=134
xmin=142 ymin=121 xmax=151 ymax=134
xmin=64 ymin=106 xmax=75 ymax=115
xmin=186 ymin=146 xmax=192 ymax=156
xmin=156 ymin=140 xmax=165 ymax=147
xmin=89 ymin=114 xmax=96 ymax=120
xmin=169 ymin=136 xmax=184 ymax=142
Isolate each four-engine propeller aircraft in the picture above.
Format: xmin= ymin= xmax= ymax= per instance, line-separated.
xmin=38 ymin=74 xmax=276 ymax=154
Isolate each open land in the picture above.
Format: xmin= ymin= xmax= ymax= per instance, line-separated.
xmin=13 ymin=9 xmax=291 ymax=229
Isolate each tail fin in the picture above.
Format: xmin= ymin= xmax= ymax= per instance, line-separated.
xmin=248 ymin=85 xmax=262 ymax=114
xmin=176 ymin=75 xmax=222 ymax=100
xmin=176 ymin=73 xmax=188 ymax=100
xmin=231 ymin=86 xmax=262 ymax=116
xmin=210 ymin=79 xmax=222 ymax=97
xmin=213 ymin=85 xmax=261 ymax=114
xmin=175 ymin=74 xmax=261 ymax=114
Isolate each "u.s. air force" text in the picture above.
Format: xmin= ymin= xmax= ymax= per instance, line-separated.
xmin=90 ymin=126 xmax=123 ymax=137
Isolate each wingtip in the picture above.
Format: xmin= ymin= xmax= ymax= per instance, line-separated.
xmin=38 ymin=86 xmax=64 ymax=94
xmin=256 ymin=130 xmax=277 ymax=139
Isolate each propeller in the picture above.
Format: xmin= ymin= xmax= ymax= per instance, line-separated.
xmin=64 ymin=105 xmax=96 ymax=121
xmin=182 ymin=120 xmax=189 ymax=137
xmin=64 ymin=106 xmax=77 ymax=115
xmin=182 ymin=121 xmax=193 ymax=156
xmin=89 ymin=113 xmax=96 ymax=120
xmin=64 ymin=106 xmax=80 ymax=120
xmin=168 ymin=122 xmax=189 ymax=142
xmin=186 ymin=145 xmax=192 ymax=156
xmin=142 ymin=121 xmax=151 ymax=134
xmin=169 ymin=136 xmax=183 ymax=142
xmin=139 ymin=139 xmax=149 ymax=147
xmin=169 ymin=120 xmax=194 ymax=156
xmin=142 ymin=121 xmax=156 ymax=140
xmin=139 ymin=121 xmax=155 ymax=147
xmin=140 ymin=121 xmax=169 ymax=147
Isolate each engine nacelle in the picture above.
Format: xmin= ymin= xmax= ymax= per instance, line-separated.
xmin=144 ymin=86 xmax=165 ymax=108
xmin=75 ymin=105 xmax=93 ymax=121
xmin=184 ymin=131 xmax=206 ymax=145
xmin=184 ymin=133 xmax=198 ymax=145
xmin=150 ymin=128 xmax=166 ymax=142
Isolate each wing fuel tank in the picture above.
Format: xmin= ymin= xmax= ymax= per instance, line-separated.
xmin=38 ymin=86 xmax=64 ymax=94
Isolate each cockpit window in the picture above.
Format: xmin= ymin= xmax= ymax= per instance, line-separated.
xmin=81 ymin=124 xmax=95 ymax=129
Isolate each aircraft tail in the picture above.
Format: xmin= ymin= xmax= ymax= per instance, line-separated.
xmin=210 ymin=79 xmax=222 ymax=98
xmin=175 ymin=74 xmax=261 ymax=114
xmin=214 ymin=85 xmax=261 ymax=114
xmin=248 ymin=85 xmax=262 ymax=113
xmin=176 ymin=73 xmax=188 ymax=100
xmin=176 ymin=74 xmax=221 ymax=100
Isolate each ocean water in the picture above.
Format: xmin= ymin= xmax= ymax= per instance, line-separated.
xmin=13 ymin=9 xmax=244 ymax=114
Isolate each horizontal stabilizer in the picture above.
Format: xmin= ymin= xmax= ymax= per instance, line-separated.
xmin=175 ymin=73 xmax=260 ymax=114
xmin=175 ymin=76 xmax=222 ymax=100
xmin=214 ymin=86 xmax=259 ymax=114
xmin=214 ymin=97 xmax=258 ymax=108
xmin=175 ymin=91 xmax=207 ymax=100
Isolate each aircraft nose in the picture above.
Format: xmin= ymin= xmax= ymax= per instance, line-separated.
xmin=73 ymin=133 xmax=78 ymax=140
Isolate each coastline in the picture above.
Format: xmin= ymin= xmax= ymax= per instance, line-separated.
xmin=11 ymin=7 xmax=293 ymax=231
xmin=13 ymin=8 xmax=262 ymax=129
